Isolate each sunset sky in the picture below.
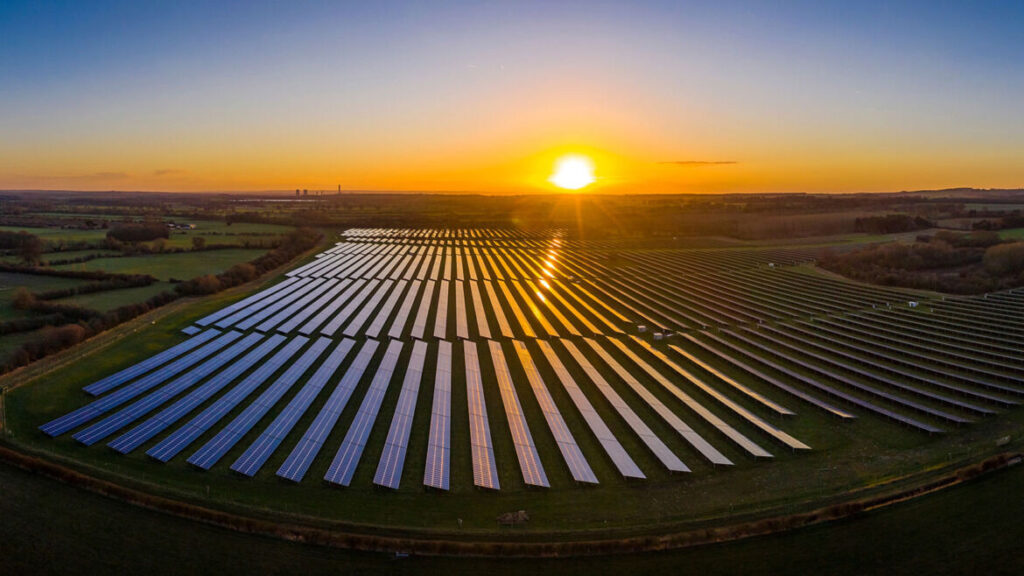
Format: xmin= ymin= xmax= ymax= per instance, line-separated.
xmin=2 ymin=1 xmax=1022 ymax=194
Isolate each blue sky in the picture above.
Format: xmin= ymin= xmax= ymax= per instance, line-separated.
xmin=2 ymin=1 xmax=1022 ymax=192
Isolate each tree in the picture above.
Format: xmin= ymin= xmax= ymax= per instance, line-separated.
xmin=18 ymin=236 xmax=44 ymax=265
xmin=191 ymin=236 xmax=206 ymax=250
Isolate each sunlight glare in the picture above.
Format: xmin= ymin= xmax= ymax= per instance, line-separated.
xmin=549 ymin=155 xmax=595 ymax=190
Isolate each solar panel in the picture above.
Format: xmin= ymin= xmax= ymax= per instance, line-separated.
xmin=71 ymin=333 xmax=264 ymax=446
xmin=511 ymin=280 xmax=557 ymax=336
xmin=464 ymin=341 xmax=499 ymax=490
xmin=373 ymin=340 xmax=428 ymax=489
xmin=386 ymin=280 xmax=422 ymax=339
xmin=433 ymin=280 xmax=450 ymax=339
xmin=482 ymin=281 xmax=514 ymax=338
xmin=424 ymin=340 xmax=452 ymax=490
xmin=214 ymin=278 xmax=314 ymax=328
xmin=454 ymin=280 xmax=469 ymax=339
xmin=107 ymin=334 xmax=288 ymax=454
xmin=468 ymin=281 xmax=491 ymax=339
xmin=188 ymin=337 xmax=333 ymax=470
xmin=181 ymin=326 xmax=202 ymax=336
xmin=342 ymin=279 xmax=395 ymax=337
xmin=40 ymin=331 xmax=244 ymax=437
xmin=497 ymin=280 xmax=536 ymax=338
xmin=410 ymin=279 xmax=436 ymax=340
xmin=83 ymin=329 xmax=219 ymax=396
xmin=275 ymin=278 xmax=353 ymax=334
xmin=195 ymin=277 xmax=300 ymax=326
xmin=605 ymin=337 xmax=761 ymax=460
xmin=319 ymin=278 xmax=380 ymax=336
xmin=539 ymin=340 xmax=644 ymax=479
xmin=511 ymin=340 xmax=596 ymax=484
xmin=255 ymin=278 xmax=340 ymax=332
xmin=141 ymin=335 xmax=308 ymax=461
xmin=276 ymin=339 xmax=380 ymax=482
xmin=488 ymin=340 xmax=548 ymax=487
xmin=230 ymin=338 xmax=356 ymax=476
xmin=298 ymin=278 xmax=366 ymax=335
xmin=681 ymin=333 xmax=854 ymax=419
xmin=234 ymin=279 xmax=325 ymax=331
xmin=365 ymin=280 xmax=408 ymax=338
xmin=324 ymin=339 xmax=404 ymax=486
xmin=576 ymin=338 xmax=696 ymax=471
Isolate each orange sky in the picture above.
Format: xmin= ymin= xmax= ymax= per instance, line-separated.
xmin=2 ymin=3 xmax=1022 ymax=194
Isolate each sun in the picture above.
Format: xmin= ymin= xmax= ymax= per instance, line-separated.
xmin=549 ymin=155 xmax=595 ymax=190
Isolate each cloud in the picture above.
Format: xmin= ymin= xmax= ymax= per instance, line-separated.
xmin=153 ymin=169 xmax=186 ymax=176
xmin=659 ymin=160 xmax=738 ymax=167
xmin=90 ymin=171 xmax=130 ymax=179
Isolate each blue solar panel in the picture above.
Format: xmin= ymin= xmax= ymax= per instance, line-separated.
xmin=214 ymin=278 xmax=313 ymax=329
xmin=103 ymin=334 xmax=284 ymax=453
xmin=230 ymin=338 xmax=352 ymax=476
xmin=341 ymin=279 xmax=395 ymax=337
xmin=275 ymin=279 xmax=352 ymax=334
xmin=372 ymin=339 xmax=427 ymax=489
xmin=298 ymin=278 xmax=366 ymax=335
xmin=319 ymin=279 xmax=380 ymax=336
xmin=39 ymin=331 xmax=244 ymax=438
xmin=82 ymin=329 xmax=219 ymax=396
xmin=181 ymin=326 xmax=203 ymax=336
xmin=187 ymin=337 xmax=332 ymax=470
xmin=69 ymin=333 xmax=263 ymax=446
xmin=324 ymin=339 xmax=404 ymax=486
xmin=423 ymin=340 xmax=452 ymax=490
xmin=234 ymin=280 xmax=323 ymax=331
xmin=195 ymin=278 xmax=300 ymax=326
xmin=255 ymin=279 xmax=340 ymax=332
xmin=143 ymin=335 xmax=308 ymax=462
xmin=276 ymin=339 xmax=379 ymax=482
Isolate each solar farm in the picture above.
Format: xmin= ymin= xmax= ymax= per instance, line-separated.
xmin=26 ymin=227 xmax=1024 ymax=530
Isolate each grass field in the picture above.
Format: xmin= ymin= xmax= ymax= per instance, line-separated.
xmin=1 ymin=457 xmax=1021 ymax=574
xmin=51 ymin=249 xmax=266 ymax=281
xmin=0 ymin=272 xmax=88 ymax=320
xmin=0 ymin=217 xmax=295 ymax=251
xmin=999 ymin=227 xmax=1024 ymax=240
xmin=53 ymin=282 xmax=176 ymax=311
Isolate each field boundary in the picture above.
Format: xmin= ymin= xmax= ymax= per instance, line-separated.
xmin=0 ymin=229 xmax=332 ymax=398
xmin=0 ymin=442 xmax=1016 ymax=558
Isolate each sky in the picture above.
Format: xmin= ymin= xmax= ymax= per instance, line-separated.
xmin=1 ymin=1 xmax=1023 ymax=194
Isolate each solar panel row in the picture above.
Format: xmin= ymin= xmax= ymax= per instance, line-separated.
xmin=106 ymin=334 xmax=288 ymax=453
xmin=40 ymin=330 xmax=246 ymax=438
xmin=231 ymin=339 xmax=356 ymax=476
xmin=276 ymin=339 xmax=379 ymax=482
xmin=424 ymin=340 xmax=453 ymax=490
xmin=188 ymin=337 xmax=333 ymax=470
xmin=374 ymin=339 xmax=428 ymax=489
xmin=324 ymin=339 xmax=405 ymax=486
xmin=83 ymin=329 xmax=219 ymax=396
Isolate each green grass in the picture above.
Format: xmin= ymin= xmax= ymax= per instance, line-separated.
xmin=0 ymin=225 xmax=108 ymax=243
xmin=1 ymin=218 xmax=294 ymax=251
xmin=51 ymin=249 xmax=266 ymax=281
xmin=998 ymin=227 xmax=1024 ymax=240
xmin=0 ymin=272 xmax=88 ymax=319
xmin=1 ymin=456 xmax=1022 ymax=574
xmin=54 ymin=282 xmax=175 ymax=312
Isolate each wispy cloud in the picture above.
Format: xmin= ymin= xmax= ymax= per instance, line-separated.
xmin=659 ymin=160 xmax=738 ymax=167
xmin=153 ymin=169 xmax=186 ymax=177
